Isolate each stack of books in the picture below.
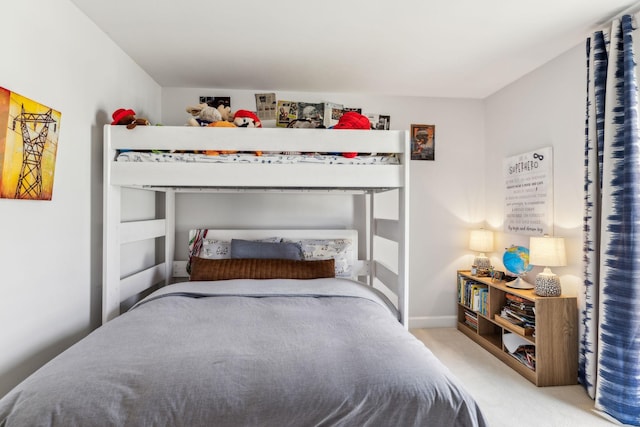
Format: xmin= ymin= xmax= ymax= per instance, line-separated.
xmin=512 ymin=345 xmax=536 ymax=370
xmin=464 ymin=309 xmax=478 ymax=331
xmin=499 ymin=293 xmax=535 ymax=332
xmin=458 ymin=276 xmax=489 ymax=315
xmin=504 ymin=332 xmax=536 ymax=370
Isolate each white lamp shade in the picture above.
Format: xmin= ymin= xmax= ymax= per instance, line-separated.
xmin=529 ymin=236 xmax=566 ymax=267
xmin=469 ymin=229 xmax=494 ymax=253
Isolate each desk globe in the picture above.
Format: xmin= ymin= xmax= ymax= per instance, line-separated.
xmin=503 ymin=245 xmax=534 ymax=289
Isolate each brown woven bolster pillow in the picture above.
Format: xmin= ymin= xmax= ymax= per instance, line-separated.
xmin=190 ymin=257 xmax=335 ymax=281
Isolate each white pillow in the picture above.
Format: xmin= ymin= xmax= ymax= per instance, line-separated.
xmin=283 ymin=238 xmax=353 ymax=277
xmin=200 ymin=239 xmax=230 ymax=259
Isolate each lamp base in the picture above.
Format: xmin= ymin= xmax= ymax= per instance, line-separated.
xmin=473 ymin=254 xmax=491 ymax=269
xmin=506 ymin=277 xmax=534 ymax=290
xmin=535 ymin=272 xmax=561 ymax=297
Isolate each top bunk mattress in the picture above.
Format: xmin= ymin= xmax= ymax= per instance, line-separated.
xmin=116 ymin=151 xmax=399 ymax=165
xmin=105 ymin=126 xmax=409 ymax=190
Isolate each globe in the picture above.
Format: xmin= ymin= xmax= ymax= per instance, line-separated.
xmin=503 ymin=245 xmax=533 ymax=276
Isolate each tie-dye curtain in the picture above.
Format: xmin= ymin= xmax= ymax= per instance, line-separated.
xmin=582 ymin=14 xmax=640 ymax=426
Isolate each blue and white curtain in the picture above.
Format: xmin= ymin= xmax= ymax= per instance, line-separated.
xmin=582 ymin=13 xmax=640 ymax=425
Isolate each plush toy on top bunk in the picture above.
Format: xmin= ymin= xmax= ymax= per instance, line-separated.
xmin=232 ymin=109 xmax=262 ymax=128
xmin=332 ymin=111 xmax=371 ymax=158
xmin=203 ymin=109 xmax=264 ymax=156
xmin=232 ymin=109 xmax=263 ymax=156
xmin=217 ymin=104 xmax=232 ymax=122
xmin=186 ymin=103 xmax=223 ymax=127
xmin=111 ymin=108 xmax=150 ymax=129
xmin=202 ymin=120 xmax=238 ymax=156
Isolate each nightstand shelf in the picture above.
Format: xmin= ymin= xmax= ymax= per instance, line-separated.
xmin=456 ymin=270 xmax=577 ymax=386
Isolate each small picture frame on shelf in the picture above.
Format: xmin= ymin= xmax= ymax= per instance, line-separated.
xmin=476 ymin=269 xmax=490 ymax=277
xmin=492 ymin=270 xmax=505 ymax=282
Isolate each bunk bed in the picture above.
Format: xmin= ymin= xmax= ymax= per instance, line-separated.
xmin=0 ymin=125 xmax=488 ymax=427
xmin=102 ymin=125 xmax=411 ymax=325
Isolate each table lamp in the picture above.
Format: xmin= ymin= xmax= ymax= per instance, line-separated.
xmin=469 ymin=229 xmax=493 ymax=270
xmin=529 ymin=235 xmax=566 ymax=297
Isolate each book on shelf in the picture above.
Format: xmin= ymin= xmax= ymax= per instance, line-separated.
xmin=458 ymin=275 xmax=466 ymax=304
xmin=504 ymin=332 xmax=535 ymax=370
xmin=510 ymin=346 xmax=536 ymax=370
xmin=464 ymin=310 xmax=478 ymax=330
xmin=499 ymin=292 xmax=535 ymax=330
xmin=498 ymin=309 xmax=535 ymax=329
xmin=505 ymin=293 xmax=534 ymax=308
xmin=458 ymin=275 xmax=488 ymax=315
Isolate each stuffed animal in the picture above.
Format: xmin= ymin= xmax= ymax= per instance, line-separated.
xmin=233 ymin=110 xmax=262 ymax=128
xmin=217 ymin=104 xmax=232 ymax=122
xmin=186 ymin=103 xmax=222 ymax=127
xmin=207 ymin=119 xmax=262 ymax=156
xmin=111 ymin=108 xmax=150 ymax=129
xmin=207 ymin=121 xmax=236 ymax=128
xmin=204 ymin=121 xmax=239 ymax=156
xmin=332 ymin=111 xmax=371 ymax=158
xmin=233 ymin=110 xmax=262 ymax=155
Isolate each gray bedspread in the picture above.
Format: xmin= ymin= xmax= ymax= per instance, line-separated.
xmin=0 ymin=279 xmax=487 ymax=427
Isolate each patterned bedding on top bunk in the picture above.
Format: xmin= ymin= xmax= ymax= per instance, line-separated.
xmin=116 ymin=151 xmax=399 ymax=165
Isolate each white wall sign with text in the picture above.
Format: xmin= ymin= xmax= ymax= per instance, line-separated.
xmin=503 ymin=147 xmax=553 ymax=236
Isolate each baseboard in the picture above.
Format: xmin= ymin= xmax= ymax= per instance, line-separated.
xmin=408 ymin=315 xmax=457 ymax=329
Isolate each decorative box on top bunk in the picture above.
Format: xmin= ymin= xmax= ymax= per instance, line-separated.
xmin=105 ymin=125 xmax=410 ymax=191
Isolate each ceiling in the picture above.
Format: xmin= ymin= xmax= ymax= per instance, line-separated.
xmin=70 ymin=0 xmax=639 ymax=99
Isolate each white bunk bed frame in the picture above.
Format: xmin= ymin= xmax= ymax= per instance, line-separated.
xmin=103 ymin=125 xmax=411 ymax=326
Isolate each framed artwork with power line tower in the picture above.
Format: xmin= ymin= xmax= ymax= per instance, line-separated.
xmin=0 ymin=87 xmax=61 ymax=201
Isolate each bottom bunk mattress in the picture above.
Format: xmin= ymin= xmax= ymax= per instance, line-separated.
xmin=0 ymin=279 xmax=487 ymax=427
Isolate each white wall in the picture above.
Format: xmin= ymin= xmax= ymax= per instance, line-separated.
xmin=0 ymin=0 xmax=161 ymax=397
xmin=484 ymin=43 xmax=585 ymax=297
xmin=162 ymin=88 xmax=486 ymax=327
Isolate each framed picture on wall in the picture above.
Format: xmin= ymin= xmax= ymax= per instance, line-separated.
xmin=0 ymin=87 xmax=62 ymax=201
xmin=410 ymin=124 xmax=435 ymax=160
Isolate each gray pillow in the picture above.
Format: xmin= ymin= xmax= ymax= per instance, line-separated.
xmin=230 ymin=239 xmax=303 ymax=260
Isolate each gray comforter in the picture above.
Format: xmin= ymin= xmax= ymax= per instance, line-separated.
xmin=0 ymin=279 xmax=487 ymax=427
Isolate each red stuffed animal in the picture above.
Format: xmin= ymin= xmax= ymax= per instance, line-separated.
xmin=332 ymin=112 xmax=371 ymax=158
xmin=111 ymin=108 xmax=150 ymax=129
xmin=233 ymin=110 xmax=262 ymax=128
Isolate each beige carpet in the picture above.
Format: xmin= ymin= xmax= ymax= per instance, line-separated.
xmin=411 ymin=328 xmax=618 ymax=427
